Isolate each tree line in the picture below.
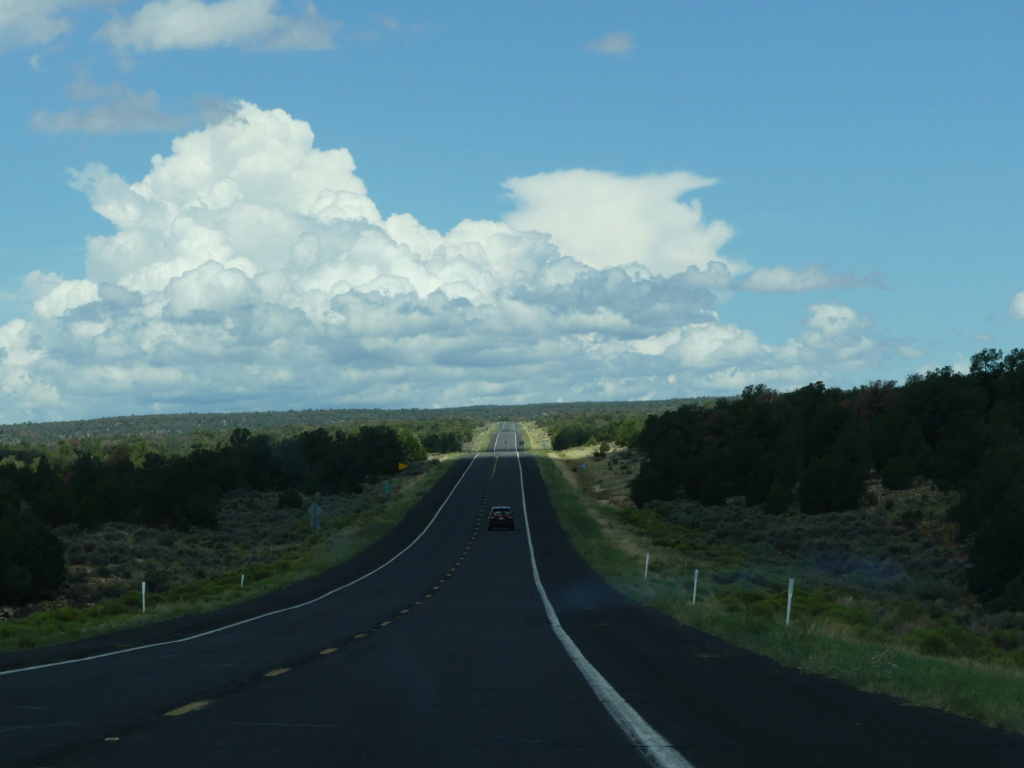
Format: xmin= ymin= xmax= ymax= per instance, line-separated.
xmin=0 ymin=423 xmax=426 ymax=604
xmin=630 ymin=348 xmax=1024 ymax=609
xmin=532 ymin=400 xmax=706 ymax=451
xmin=0 ymin=401 xmax=691 ymax=452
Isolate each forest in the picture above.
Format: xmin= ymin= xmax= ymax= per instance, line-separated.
xmin=629 ymin=348 xmax=1024 ymax=609
xmin=530 ymin=402 xmax=705 ymax=452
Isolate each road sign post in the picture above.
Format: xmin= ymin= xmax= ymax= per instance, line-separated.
xmin=308 ymin=503 xmax=323 ymax=533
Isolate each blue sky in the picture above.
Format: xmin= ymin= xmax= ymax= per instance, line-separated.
xmin=0 ymin=1 xmax=1021 ymax=423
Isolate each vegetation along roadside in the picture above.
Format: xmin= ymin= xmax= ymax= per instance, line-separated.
xmin=0 ymin=419 xmax=486 ymax=653
xmin=519 ymin=390 xmax=1024 ymax=735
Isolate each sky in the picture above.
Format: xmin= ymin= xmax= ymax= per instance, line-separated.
xmin=0 ymin=0 xmax=1021 ymax=424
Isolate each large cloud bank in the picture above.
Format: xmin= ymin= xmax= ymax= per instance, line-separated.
xmin=0 ymin=102 xmax=877 ymax=421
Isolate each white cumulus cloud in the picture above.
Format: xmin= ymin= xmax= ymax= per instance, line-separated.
xmin=0 ymin=102 xmax=885 ymax=421
xmin=99 ymin=0 xmax=337 ymax=52
xmin=798 ymin=302 xmax=873 ymax=360
xmin=503 ymin=169 xmax=739 ymax=278
xmin=1010 ymin=290 xmax=1024 ymax=320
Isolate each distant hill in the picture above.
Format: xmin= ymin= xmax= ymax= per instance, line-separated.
xmin=0 ymin=398 xmax=702 ymax=447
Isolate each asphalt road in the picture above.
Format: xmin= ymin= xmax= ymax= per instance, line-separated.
xmin=2 ymin=422 xmax=1023 ymax=767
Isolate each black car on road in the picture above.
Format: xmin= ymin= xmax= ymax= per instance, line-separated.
xmin=488 ymin=505 xmax=515 ymax=531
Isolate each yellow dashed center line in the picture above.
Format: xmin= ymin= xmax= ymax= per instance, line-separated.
xmin=320 ymin=451 xmax=504 ymax=657
xmin=164 ymin=700 xmax=212 ymax=717
xmin=264 ymin=668 xmax=290 ymax=677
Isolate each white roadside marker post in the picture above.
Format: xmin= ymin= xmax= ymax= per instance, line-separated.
xmin=692 ymin=569 xmax=699 ymax=605
xmin=141 ymin=581 xmax=146 ymax=614
xmin=786 ymin=578 xmax=795 ymax=627
xmin=241 ymin=573 xmax=245 ymax=588
xmin=644 ymin=553 xmax=650 ymax=580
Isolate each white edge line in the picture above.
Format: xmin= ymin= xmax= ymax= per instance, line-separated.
xmin=514 ymin=434 xmax=695 ymax=768
xmin=0 ymin=454 xmax=484 ymax=677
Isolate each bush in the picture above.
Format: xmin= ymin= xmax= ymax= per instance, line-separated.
xmin=913 ymin=626 xmax=986 ymax=658
xmin=764 ymin=478 xmax=792 ymax=515
xmin=142 ymin=567 xmax=171 ymax=593
xmin=0 ymin=510 xmax=66 ymax=602
xmin=278 ymin=489 xmax=303 ymax=509
xmin=916 ymin=628 xmax=950 ymax=656
xmin=881 ymin=456 xmax=916 ymax=490
xmin=910 ymin=578 xmax=960 ymax=601
xmin=65 ymin=542 xmax=87 ymax=565
xmin=990 ymin=628 xmax=1023 ymax=651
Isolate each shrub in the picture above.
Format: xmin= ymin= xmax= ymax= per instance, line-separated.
xmin=142 ymin=567 xmax=171 ymax=593
xmin=51 ymin=607 xmax=83 ymax=624
xmin=278 ymin=489 xmax=303 ymax=509
xmin=95 ymin=600 xmax=125 ymax=617
xmin=65 ymin=542 xmax=87 ymax=565
xmin=914 ymin=625 xmax=986 ymax=658
xmin=989 ymin=628 xmax=1023 ymax=651
xmin=916 ymin=628 xmax=950 ymax=656
xmin=0 ymin=511 xmax=66 ymax=602
xmin=881 ymin=456 xmax=916 ymax=490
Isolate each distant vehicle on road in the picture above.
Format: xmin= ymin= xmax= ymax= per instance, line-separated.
xmin=488 ymin=505 xmax=515 ymax=531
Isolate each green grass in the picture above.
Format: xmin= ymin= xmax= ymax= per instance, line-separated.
xmin=533 ymin=449 xmax=1024 ymax=734
xmin=0 ymin=459 xmax=455 ymax=654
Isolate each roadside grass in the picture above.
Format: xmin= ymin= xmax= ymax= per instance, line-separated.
xmin=468 ymin=423 xmax=498 ymax=452
xmin=0 ymin=459 xmax=455 ymax=654
xmin=529 ymin=432 xmax=1024 ymax=734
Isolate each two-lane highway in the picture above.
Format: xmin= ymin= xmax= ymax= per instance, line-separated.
xmin=41 ymin=442 xmax=655 ymax=766
xmin=1 ymin=426 xmax=663 ymax=767
xmin=3 ymin=422 xmax=1024 ymax=767
xmin=490 ymin=421 xmax=522 ymax=452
